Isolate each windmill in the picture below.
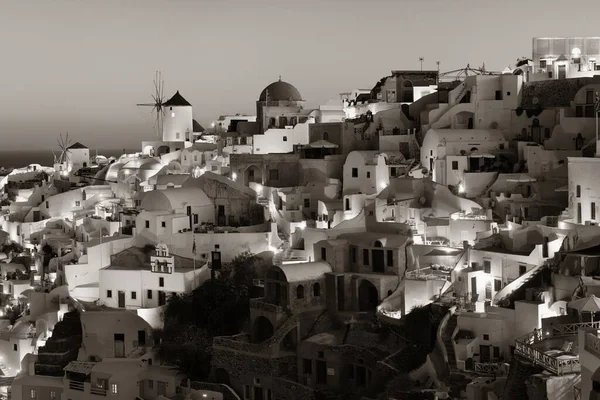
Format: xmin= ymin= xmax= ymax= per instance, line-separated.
xmin=137 ymin=71 xmax=166 ymax=139
xmin=53 ymin=133 xmax=73 ymax=165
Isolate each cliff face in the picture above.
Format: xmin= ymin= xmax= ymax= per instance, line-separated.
xmin=501 ymin=357 xmax=544 ymax=400
xmin=526 ymin=373 xmax=581 ymax=400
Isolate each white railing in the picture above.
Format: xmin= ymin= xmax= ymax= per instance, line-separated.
xmin=474 ymin=362 xmax=504 ymax=375
xmin=585 ymin=332 xmax=600 ymax=357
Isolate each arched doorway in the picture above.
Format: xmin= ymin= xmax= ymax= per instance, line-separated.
xmin=245 ymin=165 xmax=262 ymax=185
xmin=401 ymin=80 xmax=414 ymax=103
xmin=358 ymin=280 xmax=379 ymax=312
xmin=252 ymin=316 xmax=274 ymax=343
xmin=157 ymin=145 xmax=170 ymax=156
xmin=215 ymin=368 xmax=230 ymax=386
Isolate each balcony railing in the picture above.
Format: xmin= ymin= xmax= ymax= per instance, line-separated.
xmin=69 ymin=380 xmax=84 ymax=391
xmin=513 ymin=321 xmax=599 ymax=375
xmin=91 ymin=387 xmax=107 ymax=396
xmin=474 ymin=362 xmax=504 ymax=375
xmin=585 ymin=332 xmax=600 ymax=357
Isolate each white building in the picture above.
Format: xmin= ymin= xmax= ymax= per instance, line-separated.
xmin=343 ymin=151 xmax=403 ymax=195
xmin=421 ymin=129 xmax=507 ymax=187
xmin=99 ymin=244 xmax=207 ymax=309
xmin=567 ymin=156 xmax=600 ymax=225
xmin=531 ymin=37 xmax=600 ymax=81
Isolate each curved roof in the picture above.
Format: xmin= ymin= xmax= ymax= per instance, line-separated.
xmin=259 ymin=79 xmax=303 ymax=102
xmin=276 ymin=261 xmax=331 ymax=283
xmin=140 ymin=187 xmax=211 ymax=211
xmin=122 ymin=158 xmax=163 ymax=171
xmin=104 ymin=162 xmax=125 ymax=182
xmin=164 ymin=91 xmax=192 ymax=107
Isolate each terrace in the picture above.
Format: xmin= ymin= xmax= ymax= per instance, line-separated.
xmin=513 ymin=321 xmax=600 ymax=375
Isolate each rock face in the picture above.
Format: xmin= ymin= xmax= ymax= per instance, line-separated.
xmin=526 ymin=373 xmax=581 ymax=400
xmin=501 ymin=357 xmax=544 ymax=400
xmin=34 ymin=310 xmax=82 ymax=376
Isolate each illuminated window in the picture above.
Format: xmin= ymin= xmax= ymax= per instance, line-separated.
xmin=111 ymin=383 xmax=118 ymax=394
xmin=50 ymin=391 xmax=56 ymax=399
xmin=171 ymin=112 xmax=175 ymax=118
xmin=30 ymin=389 xmax=36 ymax=399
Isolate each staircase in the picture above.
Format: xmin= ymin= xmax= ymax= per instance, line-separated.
xmin=443 ymin=314 xmax=458 ymax=370
xmin=493 ymin=264 xmax=547 ymax=306
xmin=35 ymin=310 xmax=82 ymax=377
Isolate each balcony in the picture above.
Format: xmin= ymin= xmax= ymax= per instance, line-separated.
xmin=513 ymin=321 xmax=600 ymax=375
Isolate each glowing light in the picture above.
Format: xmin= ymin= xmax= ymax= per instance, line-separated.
xmin=203 ymin=395 xmax=208 ymax=398
xmin=171 ymin=112 xmax=175 ymax=118
xmin=255 ymin=184 xmax=263 ymax=192
xmin=380 ymin=182 xmax=388 ymax=189
xmin=231 ymin=172 xmax=237 ymax=181
xmin=211 ymin=122 xmax=216 ymax=128
xmin=458 ymin=183 xmax=465 ymax=194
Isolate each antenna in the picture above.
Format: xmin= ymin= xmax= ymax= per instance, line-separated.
xmin=137 ymin=71 xmax=166 ymax=139
xmin=419 ymin=57 xmax=424 ymax=71
xmin=54 ymin=133 xmax=73 ymax=165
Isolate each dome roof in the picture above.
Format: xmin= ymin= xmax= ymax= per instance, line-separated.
xmin=122 ymin=158 xmax=163 ymax=171
xmin=259 ymin=79 xmax=303 ymax=102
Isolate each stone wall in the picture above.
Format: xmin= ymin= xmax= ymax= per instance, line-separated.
xmin=521 ymin=78 xmax=595 ymax=109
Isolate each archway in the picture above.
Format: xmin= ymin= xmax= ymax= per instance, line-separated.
xmin=252 ymin=316 xmax=274 ymax=343
xmin=401 ymin=80 xmax=414 ymax=103
xmin=156 ymin=145 xmax=170 ymax=157
xmin=215 ymin=368 xmax=230 ymax=386
xmin=244 ymin=165 xmax=262 ymax=185
xmin=358 ymin=280 xmax=379 ymax=312
xmin=455 ymin=111 xmax=475 ymax=129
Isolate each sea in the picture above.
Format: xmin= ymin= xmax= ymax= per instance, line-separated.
xmin=0 ymin=149 xmax=138 ymax=169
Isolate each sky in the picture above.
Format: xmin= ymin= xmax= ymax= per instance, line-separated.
xmin=1 ymin=0 xmax=600 ymax=151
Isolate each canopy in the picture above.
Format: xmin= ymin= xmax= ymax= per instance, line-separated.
xmin=568 ymin=295 xmax=600 ymax=313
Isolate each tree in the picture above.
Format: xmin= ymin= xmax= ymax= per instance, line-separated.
xmin=1 ymin=241 xmax=24 ymax=259
xmin=220 ymin=251 xmax=260 ymax=288
xmin=156 ymin=324 xmax=212 ymax=381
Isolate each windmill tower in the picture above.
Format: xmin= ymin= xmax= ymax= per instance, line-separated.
xmin=137 ymin=71 xmax=166 ymax=139
xmin=52 ymin=133 xmax=73 ymax=178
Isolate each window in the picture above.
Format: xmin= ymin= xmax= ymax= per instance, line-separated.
xmin=30 ymin=389 xmax=36 ymax=399
xmin=483 ymin=334 xmax=489 ymax=341
xmin=148 ymin=380 xmax=154 ymax=389
xmin=161 ymin=221 xmax=166 ymax=228
xmin=351 ymin=167 xmax=358 ymax=177
xmin=493 ymin=346 xmax=500 ymax=358
xmin=194 ymin=155 xmax=197 ymax=162
xmin=13 ymin=343 xmax=17 ymax=351
xmin=495 ymin=90 xmax=502 ymax=100
xmin=363 ymin=249 xmax=369 ymax=265
xmin=304 ymin=198 xmax=310 ymax=208
xmin=147 ymin=290 xmax=152 ymax=299
xmin=111 ymin=383 xmax=118 ymax=394
xmin=345 ymin=198 xmax=351 ymax=211
xmin=483 ymin=259 xmax=491 ymax=274
xmin=171 ymin=112 xmax=175 ymax=117
xmin=145 ymin=220 xmax=150 ymax=229
xmin=350 ymin=246 xmax=357 ymax=263
xmin=507 ymin=91 xmax=511 ymax=96
xmin=46 ymin=201 xmax=49 ymax=208
xmin=303 ymin=359 xmax=312 ymax=374
xmin=283 ymin=136 xmax=288 ymax=141
xmin=296 ymin=285 xmax=305 ymax=299
xmin=75 ymin=201 xmax=80 ymax=207
xmin=577 ymin=185 xmax=581 ymax=198
xmin=321 ymin=247 xmax=327 ymax=261
xmin=540 ymin=60 xmax=547 ymax=68
xmin=452 ymin=161 xmax=458 ymax=170
xmin=366 ymin=171 xmax=371 ymax=178
xmin=519 ymin=265 xmax=527 ymax=276
xmin=313 ymin=282 xmax=321 ymax=296
xmin=131 ymin=291 xmax=137 ymax=300
xmin=387 ymin=250 xmax=393 ymax=266
xmin=269 ymin=169 xmax=279 ymax=180
xmin=194 ymin=214 xmax=199 ymax=224
xmin=494 ymin=279 xmax=502 ymax=292
xmin=50 ymin=391 xmax=56 ymax=399
xmin=107 ymin=290 xmax=112 ymax=298
xmin=159 ymin=277 xmax=164 ymax=287
xmin=176 ymin=132 xmax=180 ymax=139
xmin=593 ymin=202 xmax=596 ymax=220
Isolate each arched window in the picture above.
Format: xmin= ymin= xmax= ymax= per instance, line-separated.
xmin=296 ymin=285 xmax=305 ymax=299
xmin=313 ymin=282 xmax=321 ymax=297
xmin=470 ymin=147 xmax=478 ymax=152
xmin=323 ymin=132 xmax=330 ymax=141
xmin=374 ymin=240 xmax=383 ymax=248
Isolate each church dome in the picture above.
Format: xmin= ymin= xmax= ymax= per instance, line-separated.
xmin=259 ymin=79 xmax=303 ymax=102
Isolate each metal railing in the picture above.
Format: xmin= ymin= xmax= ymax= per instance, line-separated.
xmin=90 ymin=387 xmax=107 ymax=396
xmin=474 ymin=362 xmax=504 ymax=375
xmin=513 ymin=321 xmax=598 ymax=375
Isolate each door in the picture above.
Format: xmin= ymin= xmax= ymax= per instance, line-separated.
xmin=158 ymin=291 xmax=166 ymax=306
xmin=485 ymin=281 xmax=492 ymax=300
xmin=315 ymin=360 xmax=327 ymax=384
xmin=118 ymin=291 xmax=125 ymax=308
xmin=467 ymin=117 xmax=474 ymax=129
xmin=337 ymin=276 xmax=345 ymax=311
xmin=480 ymin=345 xmax=491 ymax=362
xmin=138 ymin=330 xmax=146 ymax=346
xmin=471 ymin=277 xmax=477 ymax=300
xmin=578 ymin=202 xmax=582 ymax=224
xmin=217 ymin=205 xmax=226 ymax=226
xmin=33 ymin=211 xmax=40 ymax=222
xmin=253 ymin=387 xmax=264 ymax=400
xmin=114 ymin=334 xmax=125 ymax=358
xmin=558 ymin=65 xmax=566 ymax=79
xmin=372 ymin=250 xmax=385 ymax=273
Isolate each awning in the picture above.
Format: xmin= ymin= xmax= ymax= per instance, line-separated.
xmin=306 ymin=140 xmax=339 ymax=149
